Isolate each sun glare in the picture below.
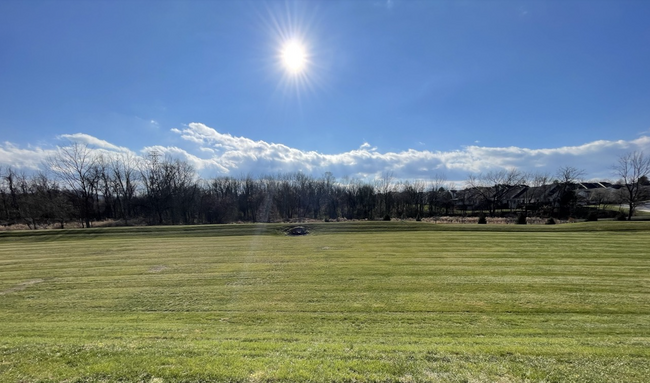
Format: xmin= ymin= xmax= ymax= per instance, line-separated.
xmin=261 ymin=4 xmax=326 ymax=99
xmin=281 ymin=40 xmax=307 ymax=74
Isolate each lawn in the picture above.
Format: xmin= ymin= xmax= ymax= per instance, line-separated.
xmin=1 ymin=222 xmax=649 ymax=382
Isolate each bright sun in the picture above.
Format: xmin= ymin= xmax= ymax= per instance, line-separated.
xmin=281 ymin=40 xmax=307 ymax=74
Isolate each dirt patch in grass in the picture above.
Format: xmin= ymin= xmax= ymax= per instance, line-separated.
xmin=0 ymin=279 xmax=44 ymax=295
xmin=147 ymin=266 xmax=168 ymax=273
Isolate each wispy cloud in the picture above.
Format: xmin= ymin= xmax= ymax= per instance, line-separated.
xmin=374 ymin=0 xmax=394 ymax=10
xmin=2 ymin=123 xmax=649 ymax=182
xmin=58 ymin=133 xmax=132 ymax=153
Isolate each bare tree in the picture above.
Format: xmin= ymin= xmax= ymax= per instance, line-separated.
xmin=590 ymin=187 xmax=612 ymax=212
xmin=0 ymin=167 xmax=21 ymax=224
xmin=400 ymin=180 xmax=426 ymax=218
xmin=18 ymin=172 xmax=72 ymax=229
xmin=466 ymin=169 xmax=524 ymax=215
xmin=110 ymin=152 xmax=139 ymax=224
xmin=208 ymin=176 xmax=240 ymax=223
xmin=170 ymin=159 xmax=198 ymax=224
xmin=556 ymin=166 xmax=585 ymax=185
xmin=0 ymin=166 xmax=5 ymax=222
xmin=426 ymin=173 xmax=452 ymax=216
xmin=36 ymin=172 xmax=73 ymax=229
xmin=531 ymin=172 xmax=551 ymax=189
xmin=376 ymin=172 xmax=394 ymax=218
xmin=521 ymin=172 xmax=551 ymax=215
xmin=15 ymin=171 xmax=38 ymax=229
xmin=139 ymin=151 xmax=171 ymax=224
xmin=356 ymin=183 xmax=376 ymax=219
xmin=321 ymin=172 xmax=338 ymax=220
xmin=47 ymin=142 xmax=98 ymax=228
xmin=412 ymin=180 xmax=426 ymax=218
xmin=139 ymin=152 xmax=198 ymax=224
xmin=614 ymin=151 xmax=650 ymax=220
xmin=89 ymin=160 xmax=106 ymax=222
xmin=554 ymin=166 xmax=585 ymax=218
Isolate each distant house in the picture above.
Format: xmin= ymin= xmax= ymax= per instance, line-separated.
xmin=447 ymin=180 xmax=631 ymax=214
xmin=517 ymin=184 xmax=559 ymax=208
xmin=502 ymin=185 xmax=528 ymax=210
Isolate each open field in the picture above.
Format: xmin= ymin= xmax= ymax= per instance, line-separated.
xmin=1 ymin=222 xmax=649 ymax=382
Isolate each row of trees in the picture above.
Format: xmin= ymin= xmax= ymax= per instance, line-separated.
xmin=1 ymin=143 xmax=649 ymax=228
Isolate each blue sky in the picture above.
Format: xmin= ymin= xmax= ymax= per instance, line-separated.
xmin=1 ymin=0 xmax=650 ymax=182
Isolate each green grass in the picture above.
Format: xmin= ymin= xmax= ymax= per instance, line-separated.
xmin=1 ymin=222 xmax=649 ymax=382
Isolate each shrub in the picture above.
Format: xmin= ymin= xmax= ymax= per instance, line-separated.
xmin=545 ymin=218 xmax=556 ymax=225
xmin=477 ymin=213 xmax=487 ymax=224
xmin=586 ymin=211 xmax=598 ymax=222
xmin=516 ymin=213 xmax=527 ymax=225
xmin=383 ymin=214 xmax=391 ymax=221
xmin=616 ymin=212 xmax=627 ymax=221
xmin=415 ymin=214 xmax=422 ymax=222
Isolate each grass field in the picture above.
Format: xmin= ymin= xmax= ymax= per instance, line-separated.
xmin=1 ymin=222 xmax=649 ymax=382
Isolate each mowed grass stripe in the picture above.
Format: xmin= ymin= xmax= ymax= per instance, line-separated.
xmin=1 ymin=222 xmax=649 ymax=382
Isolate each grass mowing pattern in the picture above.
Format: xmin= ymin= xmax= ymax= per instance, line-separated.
xmin=1 ymin=222 xmax=649 ymax=382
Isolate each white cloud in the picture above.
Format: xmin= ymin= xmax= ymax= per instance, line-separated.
xmin=140 ymin=145 xmax=230 ymax=174
xmin=58 ymin=133 xmax=132 ymax=153
xmin=168 ymin=123 xmax=650 ymax=181
xmin=1 ymin=123 xmax=649 ymax=183
xmin=0 ymin=135 xmax=134 ymax=173
xmin=0 ymin=141 xmax=56 ymax=170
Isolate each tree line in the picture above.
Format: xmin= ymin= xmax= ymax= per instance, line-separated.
xmin=1 ymin=143 xmax=648 ymax=229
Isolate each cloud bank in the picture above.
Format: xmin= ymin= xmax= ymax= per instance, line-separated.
xmin=1 ymin=122 xmax=649 ymax=182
